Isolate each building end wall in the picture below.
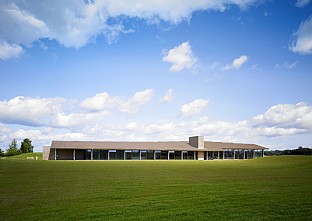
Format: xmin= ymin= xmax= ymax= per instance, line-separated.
xmin=189 ymin=136 xmax=204 ymax=149
xmin=42 ymin=146 xmax=50 ymax=160
xmin=198 ymin=151 xmax=205 ymax=160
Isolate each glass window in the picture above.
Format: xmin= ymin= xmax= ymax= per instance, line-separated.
xmin=132 ymin=150 xmax=140 ymax=160
xmin=160 ymin=151 xmax=168 ymax=160
xmin=187 ymin=151 xmax=194 ymax=160
xmin=169 ymin=151 xmax=174 ymax=160
xmin=182 ymin=151 xmax=188 ymax=160
xmin=174 ymin=151 xmax=181 ymax=160
xmin=116 ymin=150 xmax=124 ymax=160
xmin=85 ymin=149 xmax=92 ymax=160
xmin=225 ymin=149 xmax=234 ymax=159
xmin=207 ymin=151 xmax=212 ymax=160
xmin=213 ymin=151 xmax=219 ymax=159
xmin=93 ymin=149 xmax=100 ymax=160
xmin=147 ymin=150 xmax=154 ymax=160
xmin=255 ymin=149 xmax=262 ymax=158
xmin=109 ymin=150 xmax=117 ymax=160
xmin=125 ymin=150 xmax=132 ymax=160
xmin=219 ymin=151 xmax=224 ymax=159
xmin=155 ymin=150 xmax=161 ymax=160
xmin=141 ymin=150 xmax=147 ymax=160
xmin=100 ymin=150 xmax=108 ymax=160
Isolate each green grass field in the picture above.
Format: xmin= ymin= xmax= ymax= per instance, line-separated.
xmin=1 ymin=152 xmax=43 ymax=160
xmin=1 ymin=156 xmax=311 ymax=220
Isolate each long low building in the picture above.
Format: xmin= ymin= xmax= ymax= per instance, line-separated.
xmin=43 ymin=136 xmax=267 ymax=160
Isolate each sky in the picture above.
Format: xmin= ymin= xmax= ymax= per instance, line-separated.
xmin=0 ymin=0 xmax=312 ymax=152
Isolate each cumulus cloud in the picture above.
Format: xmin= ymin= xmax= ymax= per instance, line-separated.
xmin=223 ymin=55 xmax=248 ymax=70
xmin=162 ymin=41 xmax=197 ymax=72
xmin=160 ymin=88 xmax=174 ymax=103
xmin=0 ymin=0 xmax=260 ymax=60
xmin=80 ymin=92 xmax=117 ymax=111
xmin=255 ymin=127 xmax=305 ymax=137
xmin=119 ymin=89 xmax=154 ymax=114
xmin=180 ymin=99 xmax=209 ymax=116
xmin=0 ymin=42 xmax=23 ymax=60
xmin=51 ymin=111 xmax=111 ymax=128
xmin=0 ymin=96 xmax=65 ymax=126
xmin=1 ymin=99 xmax=312 ymax=151
xmin=253 ymin=102 xmax=312 ymax=130
xmin=81 ymin=89 xmax=154 ymax=114
xmin=290 ymin=16 xmax=312 ymax=54
xmin=295 ymin=0 xmax=311 ymax=7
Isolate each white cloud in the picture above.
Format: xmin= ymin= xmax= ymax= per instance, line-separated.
xmin=81 ymin=89 xmax=154 ymax=114
xmin=180 ymin=99 xmax=209 ymax=116
xmin=160 ymin=89 xmax=174 ymax=103
xmin=0 ymin=42 xmax=23 ymax=60
xmin=274 ymin=61 xmax=299 ymax=69
xmin=51 ymin=111 xmax=111 ymax=128
xmin=100 ymin=0 xmax=257 ymax=23
xmin=162 ymin=41 xmax=197 ymax=72
xmin=1 ymin=100 xmax=312 ymax=151
xmin=80 ymin=92 xmax=117 ymax=111
xmin=290 ymin=16 xmax=312 ymax=54
xmin=0 ymin=90 xmax=154 ymax=130
xmin=223 ymin=55 xmax=248 ymax=70
xmin=253 ymin=102 xmax=312 ymax=130
xmin=255 ymin=127 xmax=305 ymax=137
xmin=119 ymin=89 xmax=154 ymax=114
xmin=0 ymin=96 xmax=65 ymax=126
xmin=0 ymin=92 xmax=310 ymax=150
xmin=295 ymin=0 xmax=310 ymax=7
xmin=0 ymin=0 xmax=260 ymax=60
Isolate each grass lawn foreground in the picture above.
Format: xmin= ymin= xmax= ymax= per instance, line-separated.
xmin=1 ymin=156 xmax=311 ymax=220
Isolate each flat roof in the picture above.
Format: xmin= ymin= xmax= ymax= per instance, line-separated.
xmin=51 ymin=140 xmax=267 ymax=151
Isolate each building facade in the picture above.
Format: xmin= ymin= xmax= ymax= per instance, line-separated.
xmin=43 ymin=136 xmax=267 ymax=160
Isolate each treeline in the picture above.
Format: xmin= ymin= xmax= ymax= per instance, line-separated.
xmin=282 ymin=146 xmax=312 ymax=155
xmin=265 ymin=146 xmax=312 ymax=156
xmin=0 ymin=138 xmax=34 ymax=157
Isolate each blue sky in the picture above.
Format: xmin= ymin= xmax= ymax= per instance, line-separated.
xmin=0 ymin=0 xmax=312 ymax=151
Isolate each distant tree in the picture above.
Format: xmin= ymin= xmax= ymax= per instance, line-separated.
xmin=264 ymin=150 xmax=283 ymax=156
xmin=5 ymin=139 xmax=22 ymax=156
xmin=282 ymin=146 xmax=312 ymax=155
xmin=0 ymin=148 xmax=4 ymax=157
xmin=20 ymin=138 xmax=34 ymax=153
xmin=9 ymin=138 xmax=17 ymax=149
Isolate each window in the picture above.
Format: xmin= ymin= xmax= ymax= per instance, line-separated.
xmin=85 ymin=149 xmax=92 ymax=160
xmin=174 ymin=151 xmax=181 ymax=160
xmin=187 ymin=151 xmax=194 ymax=160
xmin=155 ymin=150 xmax=161 ymax=160
xmin=182 ymin=151 xmax=188 ymax=160
xmin=147 ymin=150 xmax=154 ymax=160
xmin=141 ymin=150 xmax=147 ymax=160
xmin=100 ymin=150 xmax=108 ymax=160
xmin=93 ymin=149 xmax=100 ymax=160
xmin=132 ymin=150 xmax=140 ymax=160
xmin=160 ymin=151 xmax=168 ymax=160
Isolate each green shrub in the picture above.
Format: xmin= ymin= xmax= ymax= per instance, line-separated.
xmin=0 ymin=148 xmax=4 ymax=157
xmin=5 ymin=148 xmax=22 ymax=156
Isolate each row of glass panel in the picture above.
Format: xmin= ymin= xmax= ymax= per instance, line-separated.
xmin=209 ymin=149 xmax=264 ymax=160
xmin=79 ymin=149 xmax=263 ymax=160
xmin=84 ymin=150 xmax=197 ymax=160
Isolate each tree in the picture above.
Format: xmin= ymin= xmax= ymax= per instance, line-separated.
xmin=0 ymin=148 xmax=4 ymax=157
xmin=5 ymin=139 xmax=22 ymax=156
xmin=282 ymin=146 xmax=312 ymax=155
xmin=20 ymin=138 xmax=34 ymax=153
xmin=9 ymin=138 xmax=17 ymax=149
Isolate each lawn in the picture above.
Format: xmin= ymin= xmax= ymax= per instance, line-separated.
xmin=1 ymin=156 xmax=311 ymax=220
